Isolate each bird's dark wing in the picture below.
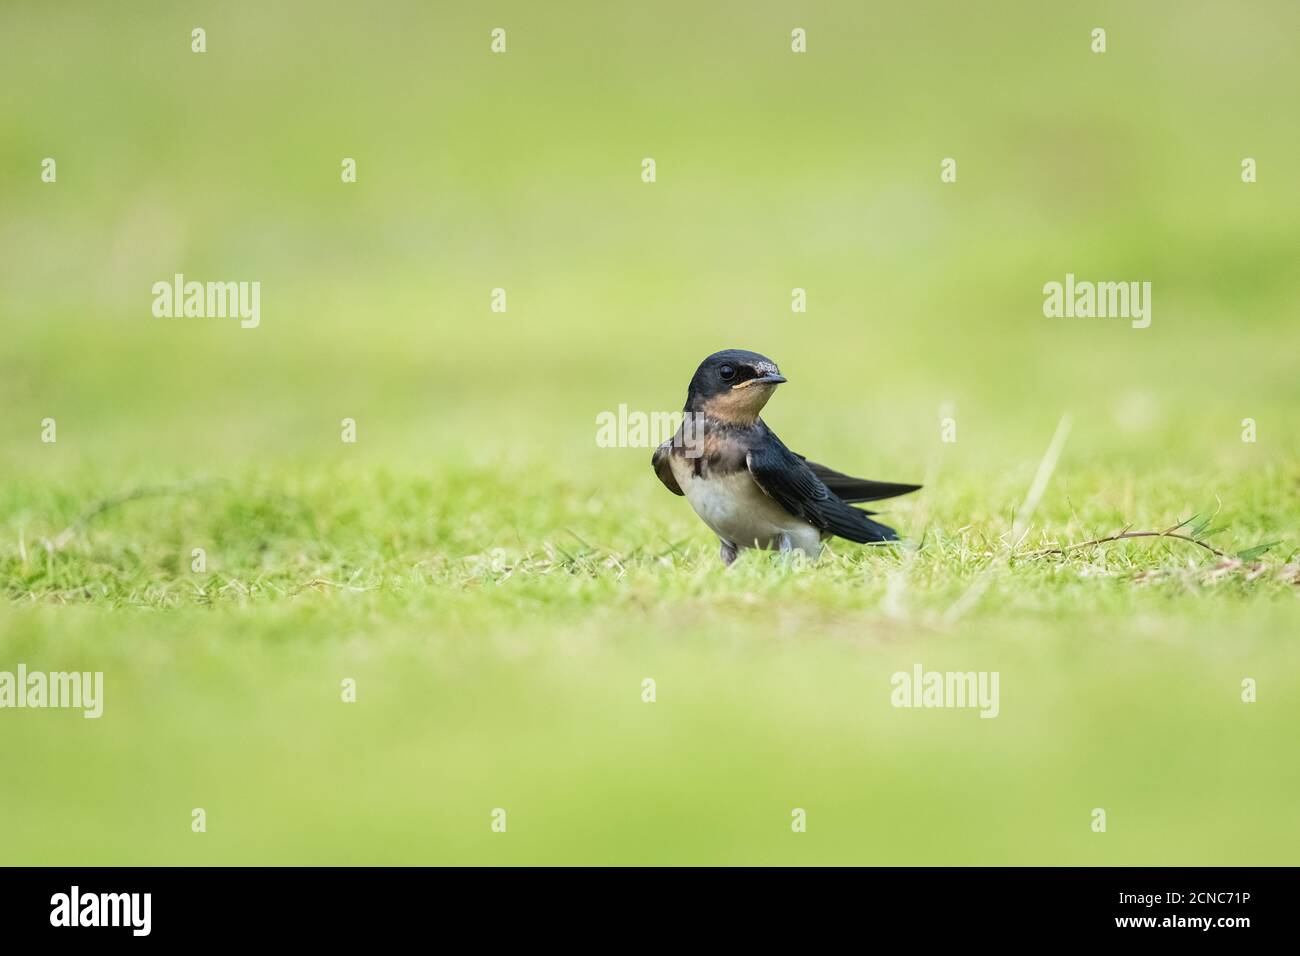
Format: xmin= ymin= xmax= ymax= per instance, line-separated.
xmin=652 ymin=440 xmax=684 ymax=496
xmin=800 ymin=458 xmax=921 ymax=505
xmin=747 ymin=441 xmax=899 ymax=544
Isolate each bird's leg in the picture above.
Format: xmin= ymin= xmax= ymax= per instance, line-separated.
xmin=719 ymin=539 xmax=739 ymax=566
xmin=776 ymin=534 xmax=807 ymax=568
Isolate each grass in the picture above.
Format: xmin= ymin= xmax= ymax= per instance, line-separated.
xmin=2 ymin=457 xmax=1298 ymax=865
xmin=6 ymin=457 xmax=1298 ymax=613
xmin=2 ymin=0 xmax=1299 ymax=864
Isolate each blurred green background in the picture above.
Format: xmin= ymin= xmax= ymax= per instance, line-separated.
xmin=1 ymin=1 xmax=1297 ymax=864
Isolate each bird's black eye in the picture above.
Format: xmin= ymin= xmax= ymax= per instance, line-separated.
xmin=719 ymin=364 xmax=736 ymax=381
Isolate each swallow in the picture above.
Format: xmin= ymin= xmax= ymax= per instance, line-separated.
xmin=652 ymin=349 xmax=920 ymax=565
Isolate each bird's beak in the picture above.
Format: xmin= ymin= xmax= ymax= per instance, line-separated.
xmin=732 ymin=373 xmax=787 ymax=389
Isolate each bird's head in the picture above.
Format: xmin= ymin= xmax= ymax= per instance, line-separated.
xmin=685 ymin=349 xmax=786 ymax=423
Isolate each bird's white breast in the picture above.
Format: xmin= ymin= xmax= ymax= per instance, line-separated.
xmin=669 ymin=457 xmax=822 ymax=555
